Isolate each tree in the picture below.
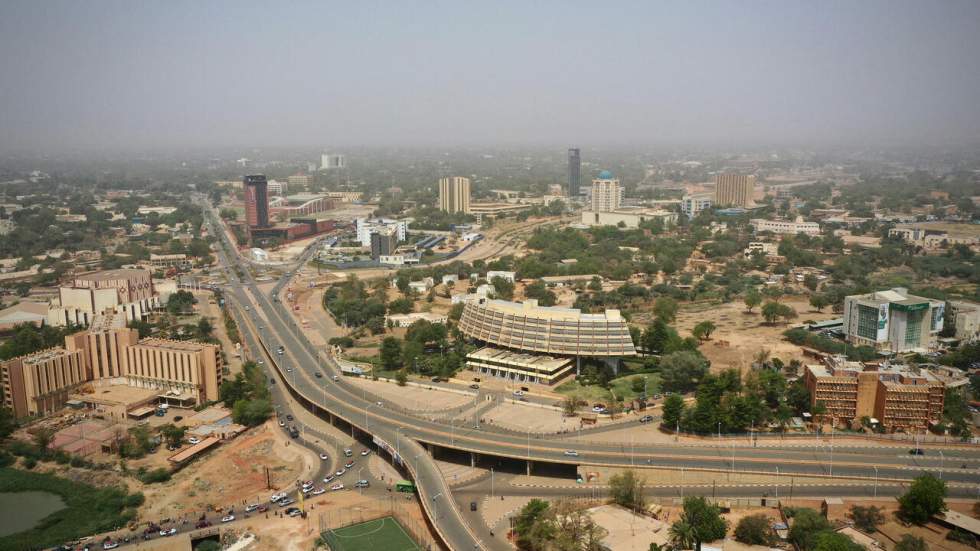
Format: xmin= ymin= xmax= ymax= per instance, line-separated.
xmin=549 ymin=500 xmax=608 ymax=551
xmin=514 ymin=499 xmax=550 ymax=551
xmin=196 ymin=317 xmax=213 ymax=339
xmin=809 ymin=294 xmax=830 ymax=312
xmin=0 ymin=407 xmax=15 ymax=442
xmin=812 ymin=531 xmax=864 ymax=551
xmin=31 ymin=427 xmax=54 ymax=455
xmin=849 ymin=505 xmax=884 ymax=533
xmin=159 ymin=424 xmax=186 ymax=448
xmin=803 ymin=273 xmax=819 ymax=291
xmin=735 ymin=514 xmax=776 ymax=546
xmin=491 ymin=276 xmax=515 ymax=300
xmin=673 ymin=497 xmax=727 ymax=551
xmin=894 ymin=535 xmax=928 ymax=551
xmin=395 ymin=368 xmax=408 ymax=386
xmin=788 ymin=508 xmax=832 ymax=551
xmin=232 ymin=398 xmax=272 ymax=427
xmin=660 ymin=351 xmax=709 ymax=393
xmin=642 ymin=319 xmax=673 ymax=354
xmin=653 ymin=297 xmax=679 ymax=323
xmin=608 ymin=469 xmax=646 ymax=510
xmin=380 ymin=337 xmax=402 ymax=370
xmin=692 ymin=320 xmax=716 ymax=341
xmin=898 ymin=473 xmax=947 ymax=524
xmin=662 ymin=394 xmax=685 ymax=430
xmin=762 ymin=301 xmax=796 ymax=325
xmin=669 ymin=520 xmax=696 ymax=550
xmin=744 ymin=288 xmax=762 ymax=313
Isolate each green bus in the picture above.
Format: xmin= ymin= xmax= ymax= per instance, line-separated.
xmin=395 ymin=480 xmax=416 ymax=493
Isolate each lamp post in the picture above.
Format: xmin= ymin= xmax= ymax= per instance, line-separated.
xmin=873 ymin=466 xmax=878 ymax=498
xmin=939 ymin=451 xmax=944 ymax=479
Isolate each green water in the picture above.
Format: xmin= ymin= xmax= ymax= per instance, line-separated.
xmin=0 ymin=491 xmax=66 ymax=537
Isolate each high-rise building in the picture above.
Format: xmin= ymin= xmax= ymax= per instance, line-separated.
xmin=320 ymin=153 xmax=346 ymax=171
xmin=243 ymin=175 xmax=270 ymax=228
xmin=714 ymin=173 xmax=756 ymax=207
xmin=370 ymin=227 xmax=398 ymax=259
xmin=64 ymin=313 xmax=138 ymax=380
xmin=843 ymin=288 xmax=944 ymax=353
xmin=590 ymin=170 xmax=622 ymax=213
xmin=567 ymin=148 xmax=581 ymax=196
xmin=123 ymin=338 xmax=223 ymax=404
xmin=1 ymin=348 xmax=86 ymax=418
xmin=438 ymin=176 xmax=471 ymax=214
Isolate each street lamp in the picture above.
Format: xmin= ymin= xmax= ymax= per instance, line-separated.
xmin=939 ymin=451 xmax=944 ymax=479
xmin=718 ymin=422 xmax=721 ymax=439
xmin=873 ymin=466 xmax=878 ymax=498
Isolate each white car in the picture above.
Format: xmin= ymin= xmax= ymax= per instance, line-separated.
xmin=311 ymin=487 xmax=326 ymax=495
xmin=245 ymin=504 xmax=260 ymax=513
xmin=159 ymin=528 xmax=177 ymax=537
xmin=278 ymin=419 xmax=286 ymax=427
xmin=221 ymin=514 xmax=235 ymax=523
xmin=102 ymin=542 xmax=119 ymax=550
xmin=322 ymin=475 xmax=334 ymax=484
xmin=270 ymin=492 xmax=287 ymax=502
xmin=188 ymin=437 xmax=200 ymax=445
xmin=335 ymin=468 xmax=346 ymax=476
xmin=319 ymin=453 xmax=329 ymax=460
xmin=331 ymin=483 xmax=345 ymax=491
xmin=360 ymin=449 xmax=371 ymax=456
xmin=513 ymin=390 xmax=525 ymax=397
xmin=563 ymin=450 xmax=580 ymax=457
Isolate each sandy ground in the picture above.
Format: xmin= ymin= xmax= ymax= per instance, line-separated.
xmin=139 ymin=421 xmax=318 ymax=520
xmin=589 ymin=504 xmax=669 ymax=550
xmin=195 ymin=290 xmax=243 ymax=375
xmin=668 ymin=296 xmax=839 ymax=372
xmin=483 ymin=402 xmax=583 ymax=434
xmin=345 ymin=377 xmax=476 ymax=412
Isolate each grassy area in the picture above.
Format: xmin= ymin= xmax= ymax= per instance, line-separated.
xmin=0 ymin=467 xmax=144 ymax=549
xmin=322 ymin=516 xmax=420 ymax=551
xmin=554 ymin=380 xmax=613 ymax=402
xmin=608 ymin=373 xmax=661 ymax=401
xmin=556 ymin=373 xmax=661 ymax=403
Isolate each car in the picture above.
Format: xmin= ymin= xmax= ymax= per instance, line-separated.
xmin=257 ymin=505 xmax=269 ymax=513
xmin=591 ymin=404 xmax=606 ymax=413
xmin=360 ymin=449 xmax=370 ymax=456
xmin=343 ymin=448 xmax=353 ymax=457
xmin=469 ymin=383 xmax=480 ymax=390
xmin=270 ymin=492 xmax=288 ymax=502
xmin=286 ymin=507 xmax=303 ymax=517
xmin=319 ymin=453 xmax=329 ymax=460
xmin=221 ymin=514 xmax=235 ymax=523
xmin=354 ymin=480 xmax=369 ymax=488
xmin=315 ymin=372 xmax=322 ymax=378
xmin=245 ymin=504 xmax=260 ymax=513
xmin=302 ymin=486 xmax=314 ymax=494
xmin=322 ymin=475 xmax=334 ymax=484
xmin=159 ymin=528 xmax=177 ymax=537
xmin=335 ymin=468 xmax=346 ymax=476
xmin=279 ymin=419 xmax=286 ymax=427
xmin=563 ymin=450 xmax=580 ymax=457
xmin=311 ymin=487 xmax=326 ymax=495
xmin=187 ymin=437 xmax=200 ymax=445
xmin=331 ymin=483 xmax=345 ymax=491
xmin=102 ymin=541 xmax=119 ymax=550
xmin=652 ymin=394 xmax=662 ymax=400
xmin=470 ymin=502 xmax=477 ymax=512
xmin=277 ymin=498 xmax=295 ymax=507
xmin=286 ymin=414 xmax=293 ymax=421
xmin=639 ymin=415 xmax=654 ymax=423
xmin=195 ymin=520 xmax=212 ymax=529
xmin=332 ymin=375 xmax=339 ymax=381
xmin=431 ymin=376 xmax=442 ymax=383
xmin=513 ymin=390 xmax=525 ymax=397
xmin=345 ymin=460 xmax=355 ymax=468
xmin=909 ymin=448 xmax=925 ymax=455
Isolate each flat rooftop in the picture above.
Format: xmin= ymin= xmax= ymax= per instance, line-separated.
xmin=468 ymin=347 xmax=572 ymax=371
xmin=75 ymin=269 xmax=149 ymax=281
xmin=478 ymin=298 xmax=624 ymax=322
xmin=134 ymin=338 xmax=211 ymax=352
xmin=73 ymin=384 xmax=159 ymax=406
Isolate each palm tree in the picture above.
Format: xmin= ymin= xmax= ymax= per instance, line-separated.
xmin=670 ymin=520 xmax=696 ymax=550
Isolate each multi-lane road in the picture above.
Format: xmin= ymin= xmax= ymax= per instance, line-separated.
xmin=203 ymin=203 xmax=980 ymax=550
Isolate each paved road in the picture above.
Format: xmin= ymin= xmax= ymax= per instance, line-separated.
xmin=203 ymin=203 xmax=980 ymax=550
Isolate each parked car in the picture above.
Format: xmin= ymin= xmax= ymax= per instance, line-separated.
xmin=909 ymin=448 xmax=925 ymax=455
xmin=470 ymin=502 xmax=477 ymax=512
xmin=361 ymin=449 xmax=370 ymax=456
xmin=245 ymin=504 xmax=260 ymax=513
xmin=286 ymin=507 xmax=302 ymax=517
xmin=331 ymin=483 xmax=345 ymax=491
xmin=102 ymin=541 xmax=119 ymax=550
xmin=286 ymin=414 xmax=293 ymax=421
xmin=345 ymin=460 xmax=355 ymax=468
xmin=319 ymin=453 xmax=329 ymax=460
xmin=469 ymin=384 xmax=480 ymax=390
xmin=158 ymin=528 xmax=176 ymax=537
xmin=278 ymin=419 xmax=286 ymax=427
xmin=187 ymin=437 xmax=200 ymax=445
xmin=322 ymin=475 xmax=334 ymax=484
xmin=343 ymin=448 xmax=353 ymax=457
xmin=513 ymin=390 xmax=525 ymax=397
xmin=563 ymin=450 xmax=580 ymax=457
xmin=639 ymin=415 xmax=654 ymax=423
xmin=311 ymin=487 xmax=326 ymax=495
xmin=277 ymin=498 xmax=295 ymax=507
xmin=315 ymin=372 xmax=323 ymax=378
xmin=335 ymin=468 xmax=346 ymax=476
xmin=354 ymin=480 xmax=369 ymax=488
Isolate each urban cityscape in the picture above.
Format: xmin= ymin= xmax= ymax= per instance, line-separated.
xmin=0 ymin=2 xmax=979 ymax=551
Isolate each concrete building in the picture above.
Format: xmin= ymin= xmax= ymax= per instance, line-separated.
xmin=269 ymin=193 xmax=335 ymax=219
xmin=466 ymin=347 xmax=574 ymax=385
xmin=843 ymin=288 xmax=944 ymax=353
xmin=148 ymin=253 xmax=190 ymax=269
xmin=355 ymin=218 xmax=408 ymax=247
xmin=744 ymin=242 xmax=779 ymax=258
xmin=50 ymin=269 xmax=159 ymax=327
xmin=320 ymin=153 xmax=346 ymax=170
xmin=803 ymin=361 xmax=945 ymax=431
xmin=948 ymin=300 xmax=980 ymax=342
xmin=714 ymin=173 xmax=756 ymax=207
xmin=266 ymin=179 xmax=288 ymax=196
xmin=287 ymin=173 xmax=312 ymax=190
xmin=750 ymin=216 xmax=821 ymax=236
xmin=439 ymin=176 xmax=471 ymax=214
xmin=485 ymin=271 xmax=516 ymax=283
xmin=681 ymin=193 xmax=714 ymax=217
xmin=580 ymin=208 xmax=677 ymax=229
xmin=123 ymin=338 xmax=223 ymax=406
xmin=370 ymin=227 xmax=398 ymax=260
xmin=1 ymin=347 xmax=86 ymax=418
xmin=64 ymin=314 xmax=138 ymax=380
xmin=385 ymin=312 xmax=448 ymax=328
xmin=590 ymin=171 xmax=623 ymax=212
xmin=567 ymin=148 xmax=581 ymax=196
xmin=459 ymin=298 xmax=636 ymax=360
xmin=243 ymin=174 xmax=270 ymax=228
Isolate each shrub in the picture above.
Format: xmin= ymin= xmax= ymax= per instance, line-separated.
xmin=138 ymin=467 xmax=172 ymax=484
xmin=22 ymin=457 xmax=37 ymax=469
xmin=735 ymin=514 xmax=776 ymax=546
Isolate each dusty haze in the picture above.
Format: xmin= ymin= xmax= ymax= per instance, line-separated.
xmin=1 ymin=0 xmax=979 ymax=152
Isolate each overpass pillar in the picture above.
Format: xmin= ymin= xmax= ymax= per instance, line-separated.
xmin=526 ymin=460 xmax=533 ymax=476
xmin=470 ymin=452 xmax=477 ymax=468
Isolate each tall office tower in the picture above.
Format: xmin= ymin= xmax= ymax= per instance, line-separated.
xmin=320 ymin=153 xmax=346 ymax=170
xmin=243 ymin=174 xmax=270 ymax=228
xmin=438 ymin=176 xmax=471 ymax=213
xmin=714 ymin=173 xmax=756 ymax=207
xmin=370 ymin=227 xmax=398 ymax=259
xmin=567 ymin=148 xmax=581 ymax=196
xmin=590 ymin=170 xmax=623 ymax=212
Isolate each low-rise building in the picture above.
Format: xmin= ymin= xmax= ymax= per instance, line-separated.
xmin=123 ymin=338 xmax=223 ymax=406
xmin=385 ymin=312 xmax=448 ymax=328
xmin=843 ymin=288 xmax=944 ymax=353
xmin=486 ymin=271 xmax=516 ymax=283
xmin=750 ymin=216 xmax=821 ymax=236
xmin=49 ymin=269 xmax=159 ymax=327
xmin=803 ymin=361 xmax=944 ymax=432
xmin=580 ymin=208 xmax=678 ymax=229
xmin=948 ymin=300 xmax=980 ymax=342
xmin=743 ymin=242 xmax=778 ymax=258
xmin=681 ymin=193 xmax=713 ymax=218
xmin=466 ymin=347 xmax=574 ymax=385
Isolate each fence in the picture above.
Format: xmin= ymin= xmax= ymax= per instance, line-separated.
xmin=316 ymin=495 xmax=442 ymax=551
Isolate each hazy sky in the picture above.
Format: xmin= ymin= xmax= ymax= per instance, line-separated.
xmin=2 ymin=0 xmax=979 ymax=153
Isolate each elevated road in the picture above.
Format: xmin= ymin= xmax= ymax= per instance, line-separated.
xmin=203 ymin=204 xmax=980 ymax=550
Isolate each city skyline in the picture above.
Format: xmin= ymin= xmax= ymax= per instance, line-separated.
xmin=2 ymin=1 xmax=979 ymax=153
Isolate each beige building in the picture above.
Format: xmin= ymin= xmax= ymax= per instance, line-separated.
xmin=590 ymin=172 xmax=623 ymax=212
xmin=287 ymin=173 xmax=312 ymax=190
xmin=714 ymin=173 xmax=756 ymax=207
xmin=438 ymin=176 xmax=471 ymax=214
xmin=750 ymin=216 xmax=821 ymax=236
xmin=580 ymin=208 xmax=677 ymax=229
xmin=1 ymin=348 xmax=86 ymax=418
xmin=50 ymin=268 xmax=158 ymax=326
xmin=64 ymin=314 xmax=138 ymax=380
xmin=843 ymin=288 xmax=944 ymax=353
xmin=123 ymin=338 xmax=223 ymax=405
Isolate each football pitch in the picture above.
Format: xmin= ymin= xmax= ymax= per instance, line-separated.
xmin=321 ymin=516 xmax=421 ymax=551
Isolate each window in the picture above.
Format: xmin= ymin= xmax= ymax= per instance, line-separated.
xmin=905 ymin=312 xmax=922 ymax=347
xmin=856 ymin=305 xmax=878 ymax=340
